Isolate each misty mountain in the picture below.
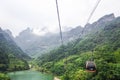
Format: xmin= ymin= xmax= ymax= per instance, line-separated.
xmin=15 ymin=26 xmax=83 ymax=57
xmin=36 ymin=14 xmax=120 ymax=80
xmin=84 ymin=13 xmax=115 ymax=34
xmin=15 ymin=13 xmax=115 ymax=57
xmin=0 ymin=28 xmax=30 ymax=71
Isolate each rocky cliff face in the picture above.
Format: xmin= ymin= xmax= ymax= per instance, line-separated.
xmin=84 ymin=14 xmax=115 ymax=34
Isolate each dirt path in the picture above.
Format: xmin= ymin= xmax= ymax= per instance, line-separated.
xmin=54 ymin=77 xmax=61 ymax=80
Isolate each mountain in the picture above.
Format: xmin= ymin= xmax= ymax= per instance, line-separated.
xmin=15 ymin=28 xmax=38 ymax=54
xmin=0 ymin=28 xmax=30 ymax=72
xmin=84 ymin=13 xmax=115 ymax=34
xmin=36 ymin=15 xmax=120 ymax=80
xmin=15 ymin=13 xmax=115 ymax=57
xmin=13 ymin=27 xmax=78 ymax=56
xmin=15 ymin=26 xmax=84 ymax=57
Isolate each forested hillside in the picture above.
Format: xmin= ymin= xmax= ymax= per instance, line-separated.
xmin=0 ymin=28 xmax=30 ymax=72
xmin=36 ymin=16 xmax=120 ymax=80
xmin=15 ymin=14 xmax=115 ymax=58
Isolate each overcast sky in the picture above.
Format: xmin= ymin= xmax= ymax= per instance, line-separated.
xmin=0 ymin=0 xmax=120 ymax=36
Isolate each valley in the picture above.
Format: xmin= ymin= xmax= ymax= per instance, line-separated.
xmin=0 ymin=14 xmax=120 ymax=80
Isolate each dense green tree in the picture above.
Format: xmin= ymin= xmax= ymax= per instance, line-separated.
xmin=36 ymin=17 xmax=120 ymax=80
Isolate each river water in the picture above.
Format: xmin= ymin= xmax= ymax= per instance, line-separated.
xmin=8 ymin=70 xmax=54 ymax=80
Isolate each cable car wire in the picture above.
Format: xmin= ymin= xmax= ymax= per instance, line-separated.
xmin=82 ymin=0 xmax=102 ymax=35
xmin=84 ymin=0 xmax=102 ymax=72
xmin=55 ymin=0 xmax=63 ymax=46
xmin=55 ymin=0 xmax=68 ymax=72
xmin=55 ymin=0 xmax=102 ymax=72
xmin=55 ymin=0 xmax=73 ymax=75
xmin=86 ymin=0 xmax=102 ymax=24
xmin=86 ymin=0 xmax=102 ymax=61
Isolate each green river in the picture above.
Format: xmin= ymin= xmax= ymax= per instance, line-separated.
xmin=8 ymin=70 xmax=54 ymax=80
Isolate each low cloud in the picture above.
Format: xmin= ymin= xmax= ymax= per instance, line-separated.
xmin=0 ymin=0 xmax=119 ymax=36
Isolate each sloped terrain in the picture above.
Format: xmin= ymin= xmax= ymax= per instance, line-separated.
xmin=0 ymin=28 xmax=30 ymax=72
xmin=15 ymin=14 xmax=115 ymax=57
xmin=36 ymin=16 xmax=120 ymax=80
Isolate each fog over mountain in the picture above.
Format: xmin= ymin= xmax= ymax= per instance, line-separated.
xmin=14 ymin=13 xmax=115 ymax=57
xmin=0 ymin=0 xmax=120 ymax=37
xmin=0 ymin=27 xmax=31 ymax=75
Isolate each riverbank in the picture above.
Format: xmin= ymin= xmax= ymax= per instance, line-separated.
xmin=0 ymin=73 xmax=10 ymax=80
xmin=54 ymin=77 xmax=61 ymax=80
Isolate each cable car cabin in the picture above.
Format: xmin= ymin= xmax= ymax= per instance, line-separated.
xmin=86 ymin=61 xmax=96 ymax=72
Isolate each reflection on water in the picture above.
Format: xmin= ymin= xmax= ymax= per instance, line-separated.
xmin=8 ymin=71 xmax=54 ymax=80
